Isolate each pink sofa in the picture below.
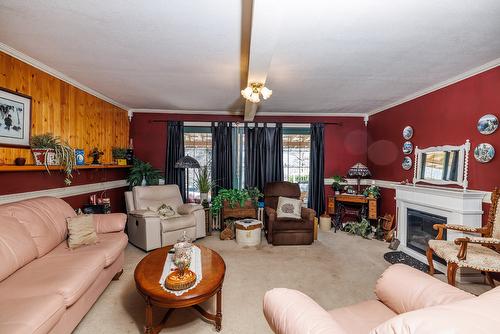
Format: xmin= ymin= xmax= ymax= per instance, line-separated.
xmin=264 ymin=264 xmax=500 ymax=334
xmin=0 ymin=197 xmax=128 ymax=334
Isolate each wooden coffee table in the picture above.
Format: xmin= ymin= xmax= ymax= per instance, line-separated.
xmin=134 ymin=245 xmax=226 ymax=333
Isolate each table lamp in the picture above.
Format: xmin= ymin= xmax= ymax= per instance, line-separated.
xmin=175 ymin=156 xmax=200 ymax=202
xmin=347 ymin=163 xmax=371 ymax=194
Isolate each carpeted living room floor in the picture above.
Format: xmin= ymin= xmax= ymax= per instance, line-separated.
xmin=73 ymin=231 xmax=489 ymax=334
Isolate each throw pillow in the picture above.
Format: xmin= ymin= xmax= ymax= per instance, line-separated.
xmin=276 ymin=196 xmax=302 ymax=220
xmin=66 ymin=214 xmax=98 ymax=249
xmin=151 ymin=204 xmax=181 ymax=220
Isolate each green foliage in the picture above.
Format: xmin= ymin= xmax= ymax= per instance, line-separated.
xmin=111 ymin=147 xmax=127 ymax=159
xmin=30 ymin=133 xmax=76 ymax=185
xmin=331 ymin=175 xmax=346 ymax=192
xmin=363 ymin=185 xmax=381 ymax=198
xmin=344 ymin=218 xmax=373 ymax=238
xmin=210 ymin=187 xmax=262 ymax=215
xmin=127 ymin=158 xmax=162 ymax=188
xmin=195 ymin=165 xmax=215 ymax=193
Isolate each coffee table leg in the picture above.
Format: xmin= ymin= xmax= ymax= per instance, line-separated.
xmin=215 ymin=289 xmax=222 ymax=331
xmin=145 ymin=298 xmax=153 ymax=334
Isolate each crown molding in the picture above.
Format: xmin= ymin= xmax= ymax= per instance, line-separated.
xmin=367 ymin=58 xmax=500 ymax=117
xmin=130 ymin=108 xmax=367 ymax=118
xmin=0 ymin=42 xmax=130 ymax=111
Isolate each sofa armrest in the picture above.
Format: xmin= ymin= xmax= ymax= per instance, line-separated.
xmin=375 ymin=264 xmax=474 ymax=314
xmin=264 ymin=288 xmax=347 ymax=334
xmin=93 ymin=213 xmax=127 ymax=234
xmin=177 ymin=203 xmax=204 ymax=215
xmin=301 ymin=207 xmax=316 ymax=223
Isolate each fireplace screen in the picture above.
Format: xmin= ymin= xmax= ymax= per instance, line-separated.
xmin=407 ymin=209 xmax=446 ymax=264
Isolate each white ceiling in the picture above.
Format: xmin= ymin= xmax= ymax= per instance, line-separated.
xmin=0 ymin=0 xmax=499 ymax=116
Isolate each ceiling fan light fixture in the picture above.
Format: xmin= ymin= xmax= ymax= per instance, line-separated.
xmin=260 ymin=86 xmax=272 ymax=100
xmin=241 ymin=82 xmax=272 ymax=104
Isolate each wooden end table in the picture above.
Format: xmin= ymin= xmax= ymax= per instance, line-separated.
xmin=134 ymin=245 xmax=226 ymax=333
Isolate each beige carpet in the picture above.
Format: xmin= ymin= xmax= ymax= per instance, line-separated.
xmin=73 ymin=231 xmax=488 ymax=334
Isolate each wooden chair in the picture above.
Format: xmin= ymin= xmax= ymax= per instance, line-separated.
xmin=427 ymin=188 xmax=500 ymax=287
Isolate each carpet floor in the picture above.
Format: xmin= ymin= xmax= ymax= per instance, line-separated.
xmin=73 ymin=231 xmax=488 ymax=334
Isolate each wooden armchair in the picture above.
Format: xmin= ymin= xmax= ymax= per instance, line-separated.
xmin=427 ymin=188 xmax=500 ymax=287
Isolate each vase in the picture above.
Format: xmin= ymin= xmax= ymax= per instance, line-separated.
xmin=200 ymin=192 xmax=208 ymax=202
xmin=31 ymin=149 xmax=59 ymax=166
xmin=141 ymin=176 xmax=147 ymax=186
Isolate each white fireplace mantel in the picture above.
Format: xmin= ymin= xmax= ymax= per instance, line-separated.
xmin=395 ymin=184 xmax=485 ymax=281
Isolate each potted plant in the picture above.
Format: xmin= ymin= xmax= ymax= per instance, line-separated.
xmin=194 ymin=165 xmax=215 ymax=203
xmin=344 ymin=218 xmax=372 ymax=238
xmin=363 ymin=185 xmax=381 ymax=198
xmin=210 ymin=187 xmax=262 ymax=215
xmin=127 ymin=158 xmax=162 ymax=188
xmin=30 ymin=133 xmax=76 ymax=185
xmin=112 ymin=147 xmax=128 ymax=165
xmin=331 ymin=175 xmax=346 ymax=195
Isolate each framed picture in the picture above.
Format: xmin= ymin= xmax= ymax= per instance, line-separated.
xmin=0 ymin=88 xmax=31 ymax=147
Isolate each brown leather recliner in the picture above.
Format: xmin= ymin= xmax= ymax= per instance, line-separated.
xmin=264 ymin=181 xmax=316 ymax=245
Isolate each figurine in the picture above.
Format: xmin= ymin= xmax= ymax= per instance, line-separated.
xmin=89 ymin=147 xmax=104 ymax=164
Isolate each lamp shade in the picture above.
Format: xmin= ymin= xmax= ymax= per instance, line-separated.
xmin=347 ymin=163 xmax=371 ymax=178
xmin=175 ymin=156 xmax=200 ymax=169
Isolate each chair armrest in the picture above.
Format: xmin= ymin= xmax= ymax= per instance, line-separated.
xmin=301 ymin=207 xmax=316 ymax=222
xmin=93 ymin=213 xmax=126 ymax=233
xmin=433 ymin=223 xmax=487 ymax=240
xmin=454 ymin=237 xmax=500 ymax=260
xmin=265 ymin=207 xmax=277 ymax=222
xmin=375 ymin=264 xmax=474 ymax=314
xmin=177 ymin=203 xmax=204 ymax=215
xmin=129 ymin=209 xmax=158 ymax=218
xmin=263 ymin=288 xmax=347 ymax=334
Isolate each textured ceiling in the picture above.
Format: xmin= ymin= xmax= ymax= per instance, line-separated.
xmin=0 ymin=0 xmax=499 ymax=115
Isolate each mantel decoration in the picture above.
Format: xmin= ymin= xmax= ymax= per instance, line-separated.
xmin=0 ymin=88 xmax=32 ymax=147
xmin=477 ymin=114 xmax=498 ymax=135
xmin=347 ymin=163 xmax=371 ymax=194
xmin=241 ymin=82 xmax=272 ymax=103
xmin=175 ymin=155 xmax=200 ymax=202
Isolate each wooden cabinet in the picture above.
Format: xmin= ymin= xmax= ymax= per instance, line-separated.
xmin=328 ymin=194 xmax=378 ymax=220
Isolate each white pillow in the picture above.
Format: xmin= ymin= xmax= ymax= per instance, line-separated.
xmin=276 ymin=196 xmax=302 ymax=219
xmin=150 ymin=204 xmax=181 ymax=220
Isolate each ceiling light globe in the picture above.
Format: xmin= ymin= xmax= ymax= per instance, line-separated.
xmin=261 ymin=87 xmax=272 ymax=100
xmin=250 ymin=92 xmax=260 ymax=103
xmin=241 ymin=87 xmax=253 ymax=99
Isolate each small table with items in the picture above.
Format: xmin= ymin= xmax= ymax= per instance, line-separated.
xmin=234 ymin=219 xmax=263 ymax=246
xmin=327 ymin=194 xmax=378 ymax=231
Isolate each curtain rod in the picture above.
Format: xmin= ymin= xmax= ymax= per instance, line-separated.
xmin=149 ymin=120 xmax=342 ymax=126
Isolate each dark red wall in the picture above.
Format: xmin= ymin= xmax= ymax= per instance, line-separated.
xmin=130 ymin=113 xmax=368 ymax=206
xmin=367 ymin=67 xmax=500 ymax=219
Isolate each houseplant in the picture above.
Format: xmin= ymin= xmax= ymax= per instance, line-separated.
xmin=112 ymin=147 xmax=128 ymax=165
xmin=331 ymin=175 xmax=346 ymax=194
xmin=127 ymin=158 xmax=162 ymax=188
xmin=344 ymin=218 xmax=372 ymax=238
xmin=210 ymin=187 xmax=263 ymax=215
xmin=195 ymin=165 xmax=215 ymax=203
xmin=363 ymin=185 xmax=381 ymax=198
xmin=30 ymin=133 xmax=76 ymax=185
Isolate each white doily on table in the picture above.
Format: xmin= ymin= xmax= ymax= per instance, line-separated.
xmin=159 ymin=245 xmax=203 ymax=296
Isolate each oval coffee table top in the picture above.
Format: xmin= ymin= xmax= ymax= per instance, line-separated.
xmin=134 ymin=245 xmax=226 ymax=308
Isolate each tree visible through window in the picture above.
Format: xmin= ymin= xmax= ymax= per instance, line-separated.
xmin=283 ymin=132 xmax=310 ymax=203
xmin=184 ymin=128 xmax=212 ymax=202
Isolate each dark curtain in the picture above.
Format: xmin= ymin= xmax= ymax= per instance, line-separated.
xmin=211 ymin=122 xmax=233 ymax=196
xmin=165 ymin=121 xmax=185 ymax=201
xmin=308 ymin=123 xmax=325 ymax=216
xmin=245 ymin=124 xmax=283 ymax=191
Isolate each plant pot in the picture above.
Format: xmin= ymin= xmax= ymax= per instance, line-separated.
xmin=31 ymin=148 xmax=59 ymax=166
xmin=334 ymin=191 xmax=340 ymax=195
xmin=200 ymin=192 xmax=209 ymax=202
xmin=223 ymin=199 xmax=254 ymax=209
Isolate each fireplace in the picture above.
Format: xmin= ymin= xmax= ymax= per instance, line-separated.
xmin=407 ymin=208 xmax=446 ymax=264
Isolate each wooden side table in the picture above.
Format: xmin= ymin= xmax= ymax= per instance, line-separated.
xmin=204 ymin=207 xmax=212 ymax=236
xmin=327 ymin=194 xmax=378 ymax=231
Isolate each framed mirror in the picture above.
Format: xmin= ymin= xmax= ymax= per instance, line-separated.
xmin=413 ymin=140 xmax=470 ymax=190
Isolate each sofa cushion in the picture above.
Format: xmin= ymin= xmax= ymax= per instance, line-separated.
xmin=272 ymin=218 xmax=313 ymax=231
xmin=48 ymin=232 xmax=128 ymax=267
xmin=0 ymin=216 xmax=38 ymax=281
xmin=0 ymin=246 xmax=105 ymax=306
xmin=161 ymin=214 xmax=195 ymax=232
xmin=0 ymin=294 xmax=65 ymax=334
xmin=0 ymin=197 xmax=76 ymax=257
xmin=328 ymin=300 xmax=396 ymax=334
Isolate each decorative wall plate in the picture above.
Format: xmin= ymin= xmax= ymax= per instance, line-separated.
xmin=403 ymin=126 xmax=413 ymax=140
xmin=402 ymin=141 xmax=413 ymax=154
xmin=402 ymin=157 xmax=412 ymax=170
xmin=477 ymin=114 xmax=498 ymax=135
xmin=473 ymin=143 xmax=495 ymax=163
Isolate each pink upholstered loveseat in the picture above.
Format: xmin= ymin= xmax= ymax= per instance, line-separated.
xmin=0 ymin=197 xmax=128 ymax=334
xmin=264 ymin=264 xmax=500 ymax=334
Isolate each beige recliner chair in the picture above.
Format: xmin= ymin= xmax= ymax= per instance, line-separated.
xmin=125 ymin=185 xmax=206 ymax=251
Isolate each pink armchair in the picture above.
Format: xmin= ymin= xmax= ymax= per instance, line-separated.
xmin=264 ymin=264 xmax=500 ymax=334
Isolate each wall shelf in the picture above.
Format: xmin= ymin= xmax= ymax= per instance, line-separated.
xmin=0 ymin=164 xmax=132 ymax=172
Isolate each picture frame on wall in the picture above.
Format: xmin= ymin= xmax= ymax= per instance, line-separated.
xmin=0 ymin=88 xmax=32 ymax=148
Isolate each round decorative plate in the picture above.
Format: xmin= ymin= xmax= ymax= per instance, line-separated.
xmin=402 ymin=157 xmax=412 ymax=170
xmin=477 ymin=114 xmax=498 ymax=135
xmin=473 ymin=143 xmax=495 ymax=163
xmin=403 ymin=126 xmax=413 ymax=140
xmin=402 ymin=141 xmax=413 ymax=154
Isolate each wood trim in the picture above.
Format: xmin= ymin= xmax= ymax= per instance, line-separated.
xmin=0 ymin=164 xmax=131 ymax=172
xmin=0 ymin=179 xmax=127 ymax=205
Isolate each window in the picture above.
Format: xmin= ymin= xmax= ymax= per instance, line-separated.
xmin=283 ymin=129 xmax=310 ymax=203
xmin=184 ymin=127 xmax=211 ymax=202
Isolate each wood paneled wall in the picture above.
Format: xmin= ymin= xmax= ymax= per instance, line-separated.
xmin=0 ymin=51 xmax=129 ymax=164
